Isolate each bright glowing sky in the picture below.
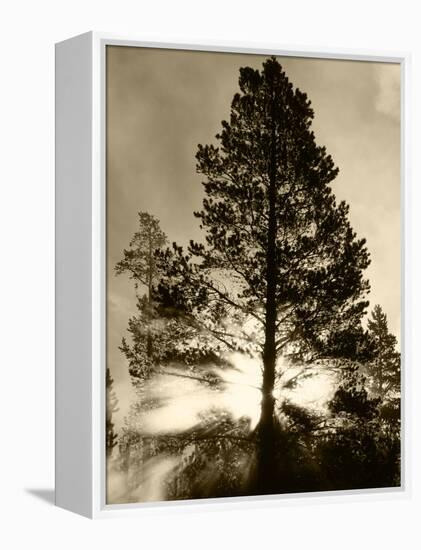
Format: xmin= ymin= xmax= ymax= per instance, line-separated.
xmin=106 ymin=46 xmax=401 ymax=427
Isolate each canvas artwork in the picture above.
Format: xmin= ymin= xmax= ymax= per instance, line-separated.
xmin=105 ymin=46 xmax=401 ymax=504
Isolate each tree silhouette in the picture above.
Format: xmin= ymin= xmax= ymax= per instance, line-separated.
xmin=116 ymin=212 xmax=228 ymax=385
xmin=156 ymin=57 xmax=371 ymax=492
xmin=116 ymin=212 xmax=168 ymax=383
xmin=316 ymin=364 xmax=400 ymax=489
xmin=366 ymin=304 xmax=400 ymax=400
xmin=106 ymin=368 xmax=119 ymax=457
xmin=116 ymin=212 xmax=168 ymax=292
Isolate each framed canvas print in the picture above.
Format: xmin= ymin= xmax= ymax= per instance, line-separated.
xmin=55 ymin=33 xmax=409 ymax=518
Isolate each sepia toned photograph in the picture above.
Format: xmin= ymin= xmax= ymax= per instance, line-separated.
xmin=105 ymin=45 xmax=401 ymax=504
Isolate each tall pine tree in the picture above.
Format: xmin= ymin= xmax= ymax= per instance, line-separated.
xmin=156 ymin=57 xmax=371 ymax=492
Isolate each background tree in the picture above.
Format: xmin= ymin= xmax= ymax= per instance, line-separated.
xmin=116 ymin=212 xmax=168 ymax=295
xmin=116 ymin=212 xmax=168 ymax=382
xmin=117 ymin=211 xmax=231 ymax=385
xmin=315 ymin=364 xmax=400 ymax=489
xmin=156 ymin=57 xmax=371 ymax=492
xmin=366 ymin=304 xmax=400 ymax=399
xmin=106 ymin=368 xmax=119 ymax=458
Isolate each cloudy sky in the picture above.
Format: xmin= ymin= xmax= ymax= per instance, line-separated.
xmin=106 ymin=46 xmax=401 ymax=425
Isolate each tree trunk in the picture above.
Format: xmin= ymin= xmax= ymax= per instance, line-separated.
xmin=256 ymin=88 xmax=279 ymax=493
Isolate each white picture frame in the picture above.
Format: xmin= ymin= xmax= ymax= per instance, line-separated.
xmin=55 ymin=31 xmax=411 ymax=519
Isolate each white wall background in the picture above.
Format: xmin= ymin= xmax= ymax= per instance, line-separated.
xmin=0 ymin=0 xmax=419 ymax=547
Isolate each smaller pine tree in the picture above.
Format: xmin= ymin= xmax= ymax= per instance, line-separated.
xmin=366 ymin=304 xmax=400 ymax=400
xmin=106 ymin=368 xmax=119 ymax=457
xmin=115 ymin=212 xmax=168 ymax=384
